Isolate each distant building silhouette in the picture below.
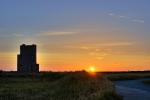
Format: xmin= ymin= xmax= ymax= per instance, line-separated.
xmin=17 ymin=44 xmax=39 ymax=73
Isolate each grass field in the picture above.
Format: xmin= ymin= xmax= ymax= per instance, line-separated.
xmin=0 ymin=71 xmax=122 ymax=100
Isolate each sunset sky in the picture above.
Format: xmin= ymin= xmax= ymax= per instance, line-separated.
xmin=0 ymin=0 xmax=150 ymax=71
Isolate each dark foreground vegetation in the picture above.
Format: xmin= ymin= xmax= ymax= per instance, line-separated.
xmin=0 ymin=71 xmax=122 ymax=100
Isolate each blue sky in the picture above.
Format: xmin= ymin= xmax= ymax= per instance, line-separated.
xmin=0 ymin=0 xmax=150 ymax=71
xmin=0 ymin=0 xmax=149 ymax=34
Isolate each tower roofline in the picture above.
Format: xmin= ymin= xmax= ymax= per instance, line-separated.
xmin=21 ymin=44 xmax=36 ymax=46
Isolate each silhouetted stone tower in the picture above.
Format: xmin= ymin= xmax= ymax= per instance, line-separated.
xmin=17 ymin=44 xmax=39 ymax=73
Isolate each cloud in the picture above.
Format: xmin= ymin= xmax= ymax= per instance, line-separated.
xmin=108 ymin=13 xmax=115 ymax=16
xmin=37 ymin=31 xmax=77 ymax=36
xmin=13 ymin=33 xmax=24 ymax=37
xmin=11 ymin=31 xmax=77 ymax=38
xmin=118 ymin=15 xmax=127 ymax=19
xmin=98 ymin=42 xmax=133 ymax=47
xmin=131 ymin=19 xmax=145 ymax=23
xmin=96 ymin=57 xmax=104 ymax=60
xmin=13 ymin=32 xmax=38 ymax=37
xmin=80 ymin=46 xmax=90 ymax=50
xmin=89 ymin=52 xmax=109 ymax=60
xmin=108 ymin=13 xmax=127 ymax=19
xmin=65 ymin=42 xmax=133 ymax=51
xmin=108 ymin=12 xmax=145 ymax=24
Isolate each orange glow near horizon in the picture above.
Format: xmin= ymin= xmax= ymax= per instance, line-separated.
xmin=36 ymin=52 xmax=150 ymax=72
xmin=0 ymin=51 xmax=150 ymax=71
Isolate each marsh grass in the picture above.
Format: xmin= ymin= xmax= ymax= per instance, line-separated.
xmin=0 ymin=72 xmax=122 ymax=100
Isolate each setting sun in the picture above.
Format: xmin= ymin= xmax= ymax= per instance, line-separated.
xmin=89 ymin=66 xmax=96 ymax=73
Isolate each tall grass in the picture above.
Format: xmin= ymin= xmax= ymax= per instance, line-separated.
xmin=0 ymin=72 xmax=122 ymax=100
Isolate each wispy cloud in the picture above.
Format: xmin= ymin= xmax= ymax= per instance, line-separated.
xmin=98 ymin=42 xmax=133 ymax=47
xmin=131 ymin=19 xmax=145 ymax=23
xmin=108 ymin=12 xmax=145 ymax=24
xmin=65 ymin=42 xmax=133 ymax=50
xmin=108 ymin=13 xmax=128 ymax=19
xmin=13 ymin=31 xmax=77 ymax=37
xmin=13 ymin=33 xmax=24 ymax=37
xmin=89 ymin=52 xmax=109 ymax=60
xmin=118 ymin=15 xmax=127 ymax=19
xmin=37 ymin=31 xmax=77 ymax=36
xmin=108 ymin=13 xmax=115 ymax=16
xmin=95 ymin=56 xmax=104 ymax=60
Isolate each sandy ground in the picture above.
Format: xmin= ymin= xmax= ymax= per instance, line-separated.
xmin=116 ymin=85 xmax=150 ymax=100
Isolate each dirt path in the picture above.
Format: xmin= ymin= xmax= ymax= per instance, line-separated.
xmin=116 ymin=85 xmax=150 ymax=100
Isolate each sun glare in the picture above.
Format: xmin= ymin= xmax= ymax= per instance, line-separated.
xmin=87 ymin=66 xmax=97 ymax=76
xmin=89 ymin=66 xmax=96 ymax=73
